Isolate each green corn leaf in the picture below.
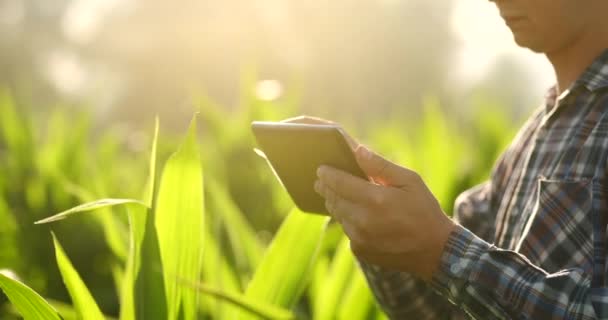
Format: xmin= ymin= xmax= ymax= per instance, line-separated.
xmin=200 ymin=222 xmax=241 ymax=318
xmin=314 ymin=236 xmax=355 ymax=320
xmin=337 ymin=268 xmax=375 ymax=320
xmin=0 ymin=191 xmax=19 ymax=270
xmin=4 ymin=298 xmax=118 ymax=320
xmin=60 ymin=179 xmax=128 ymax=262
xmin=309 ymin=254 xmax=328 ymax=313
xmin=133 ymin=206 xmax=167 ymax=320
xmin=155 ymin=116 xmax=204 ymax=320
xmin=0 ymin=90 xmax=33 ymax=166
xmin=373 ymin=306 xmax=389 ymax=320
xmin=52 ymin=234 xmax=105 ymax=320
xmin=123 ymin=117 xmax=167 ymax=320
xmin=230 ymin=209 xmax=329 ymax=319
xmin=417 ymin=98 xmax=464 ymax=211
xmin=47 ymin=298 xmax=120 ymax=320
xmin=180 ymin=279 xmax=294 ymax=320
xmin=35 ymin=198 xmax=147 ymax=224
xmin=0 ymin=272 xmax=61 ymax=320
xmin=206 ymin=178 xmax=263 ymax=275
xmin=143 ymin=117 xmax=160 ymax=207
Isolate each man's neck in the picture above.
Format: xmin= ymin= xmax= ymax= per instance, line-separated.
xmin=546 ymin=27 xmax=608 ymax=95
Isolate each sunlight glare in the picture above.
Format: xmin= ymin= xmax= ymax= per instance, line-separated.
xmin=45 ymin=50 xmax=87 ymax=95
xmin=255 ymin=80 xmax=283 ymax=101
xmin=450 ymin=0 xmax=554 ymax=91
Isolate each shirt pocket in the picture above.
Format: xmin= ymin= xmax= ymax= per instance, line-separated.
xmin=516 ymin=177 xmax=594 ymax=274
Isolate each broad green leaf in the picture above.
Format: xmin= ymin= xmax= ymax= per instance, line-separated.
xmin=52 ymin=234 xmax=105 ymax=320
xmin=231 ymin=208 xmax=329 ymax=319
xmin=373 ymin=307 xmax=389 ymax=320
xmin=60 ymin=179 xmax=128 ymax=261
xmin=155 ymin=117 xmax=204 ymax=320
xmin=133 ymin=207 xmax=167 ymax=320
xmin=206 ymin=178 xmax=262 ymax=276
xmin=143 ymin=117 xmax=160 ymax=206
xmin=200 ymin=221 xmax=240 ymax=318
xmin=416 ymin=98 xmax=465 ymax=211
xmin=314 ymin=237 xmax=355 ymax=320
xmin=111 ymin=263 xmax=125 ymax=302
xmin=337 ymin=268 xmax=375 ymax=320
xmin=4 ymin=299 xmax=119 ymax=320
xmin=0 ymin=273 xmax=61 ymax=320
xmin=0 ymin=192 xmax=19 ymax=269
xmin=309 ymin=255 xmax=329 ymax=317
xmin=122 ymin=117 xmax=167 ymax=320
xmin=35 ymin=198 xmax=147 ymax=224
xmin=181 ymin=279 xmax=294 ymax=320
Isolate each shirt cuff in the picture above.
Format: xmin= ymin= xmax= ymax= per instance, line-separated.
xmin=430 ymin=224 xmax=492 ymax=303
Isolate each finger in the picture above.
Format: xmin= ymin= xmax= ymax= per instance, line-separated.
xmin=316 ymin=180 xmax=344 ymax=221
xmin=355 ymin=145 xmax=417 ymax=187
xmin=317 ymin=166 xmax=381 ymax=205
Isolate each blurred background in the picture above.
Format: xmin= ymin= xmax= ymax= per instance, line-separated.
xmin=0 ymin=0 xmax=557 ymax=318
xmin=0 ymin=0 xmax=554 ymax=126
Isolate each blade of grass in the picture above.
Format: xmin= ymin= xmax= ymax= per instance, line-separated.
xmin=52 ymin=233 xmax=105 ymax=320
xmin=309 ymin=255 xmax=328 ymax=317
xmin=155 ymin=116 xmax=204 ymax=320
xmin=60 ymin=178 xmax=128 ymax=261
xmin=416 ymin=98 xmax=464 ymax=211
xmin=0 ymin=192 xmax=19 ymax=270
xmin=206 ymin=178 xmax=263 ymax=275
xmin=35 ymin=198 xmax=147 ymax=224
xmin=179 ymin=278 xmax=294 ymax=320
xmin=337 ymin=268 xmax=375 ymax=320
xmin=32 ymin=194 xmax=150 ymax=319
xmin=0 ymin=272 xmax=61 ymax=320
xmin=0 ymin=90 xmax=33 ymax=167
xmin=133 ymin=206 xmax=167 ymax=320
xmin=4 ymin=298 xmax=119 ymax=320
xmin=314 ymin=236 xmax=355 ymax=320
xmin=123 ymin=117 xmax=167 ymax=320
xmin=373 ymin=306 xmax=389 ymax=320
xmin=230 ymin=208 xmax=329 ymax=319
xmin=200 ymin=222 xmax=241 ymax=318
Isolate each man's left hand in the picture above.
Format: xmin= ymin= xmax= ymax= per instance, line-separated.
xmin=314 ymin=145 xmax=456 ymax=281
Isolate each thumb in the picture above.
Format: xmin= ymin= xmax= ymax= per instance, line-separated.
xmin=355 ymin=145 xmax=415 ymax=187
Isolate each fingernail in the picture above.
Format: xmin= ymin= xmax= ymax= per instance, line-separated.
xmin=358 ymin=146 xmax=372 ymax=160
xmin=317 ymin=166 xmax=325 ymax=178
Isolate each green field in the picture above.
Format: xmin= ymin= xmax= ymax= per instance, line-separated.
xmin=0 ymin=89 xmax=520 ymax=319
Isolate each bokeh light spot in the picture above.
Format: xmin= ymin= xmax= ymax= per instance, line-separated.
xmin=255 ymin=80 xmax=283 ymax=101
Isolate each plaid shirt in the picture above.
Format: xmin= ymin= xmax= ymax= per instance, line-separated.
xmin=360 ymin=49 xmax=608 ymax=319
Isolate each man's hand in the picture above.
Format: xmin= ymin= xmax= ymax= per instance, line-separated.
xmin=314 ymin=145 xmax=456 ymax=281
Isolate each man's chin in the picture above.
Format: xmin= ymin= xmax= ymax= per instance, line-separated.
xmin=512 ymin=35 xmax=545 ymax=53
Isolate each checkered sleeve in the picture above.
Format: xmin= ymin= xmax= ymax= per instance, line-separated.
xmin=358 ymin=260 xmax=458 ymax=319
xmin=358 ymin=181 xmax=495 ymax=319
xmin=431 ymin=225 xmax=603 ymax=319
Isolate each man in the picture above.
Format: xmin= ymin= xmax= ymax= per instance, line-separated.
xmin=306 ymin=0 xmax=608 ymax=318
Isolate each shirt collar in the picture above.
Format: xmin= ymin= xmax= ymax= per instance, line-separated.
xmin=543 ymin=85 xmax=558 ymax=112
xmin=543 ymin=48 xmax=608 ymax=113
xmin=572 ymin=48 xmax=608 ymax=93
